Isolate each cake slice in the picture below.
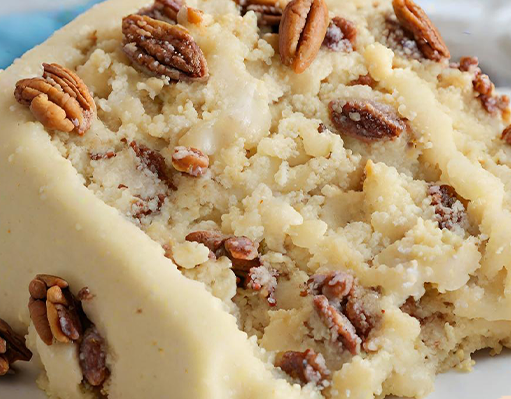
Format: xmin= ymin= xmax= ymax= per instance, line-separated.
xmin=1 ymin=0 xmax=511 ymax=398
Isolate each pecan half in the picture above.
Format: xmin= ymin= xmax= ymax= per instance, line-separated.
xmin=323 ymin=17 xmax=356 ymax=52
xmin=313 ymin=295 xmax=361 ymax=355
xmin=28 ymin=275 xmax=82 ymax=345
xmin=329 ymin=99 xmax=406 ymax=142
xmin=279 ymin=0 xmax=329 ymax=73
xmin=0 ymin=318 xmax=32 ymax=376
xmin=392 ymin=0 xmax=450 ymax=61
xmin=138 ymin=0 xmax=184 ymax=23
xmin=428 ymin=184 xmax=466 ymax=230
xmin=122 ymin=15 xmax=208 ymax=82
xmin=303 ymin=271 xmax=354 ymax=301
xmin=172 ymin=146 xmax=209 ymax=177
xmin=14 ymin=63 xmax=96 ymax=135
xmin=79 ymin=327 xmax=108 ymax=387
xmin=275 ymin=349 xmax=330 ymax=385
xmin=502 ymin=125 xmax=511 ymax=145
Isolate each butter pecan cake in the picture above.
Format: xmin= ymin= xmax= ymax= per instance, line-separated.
xmin=1 ymin=0 xmax=511 ymax=398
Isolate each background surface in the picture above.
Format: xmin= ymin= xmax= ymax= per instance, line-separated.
xmin=0 ymin=0 xmax=510 ymax=398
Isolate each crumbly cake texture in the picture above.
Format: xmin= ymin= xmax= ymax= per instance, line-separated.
xmin=1 ymin=0 xmax=511 ymax=398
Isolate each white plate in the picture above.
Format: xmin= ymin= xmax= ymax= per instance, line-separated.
xmin=1 ymin=350 xmax=510 ymax=398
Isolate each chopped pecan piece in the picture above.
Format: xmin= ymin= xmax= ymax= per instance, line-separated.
xmin=279 ymin=0 xmax=329 ymax=73
xmin=458 ymin=56 xmax=479 ymax=72
xmin=129 ymin=141 xmax=171 ymax=185
xmin=318 ymin=122 xmax=327 ymax=133
xmin=131 ymin=194 xmax=166 ymax=219
xmin=0 ymin=318 xmax=32 ymax=376
xmin=246 ymin=265 xmax=278 ymax=306
xmin=392 ymin=0 xmax=450 ymax=61
xmin=14 ymin=63 xmax=96 ymax=135
xmin=247 ymin=4 xmax=282 ymax=28
xmin=304 ymin=271 xmax=354 ymax=301
xmin=329 ymin=99 xmax=406 ymax=142
xmin=323 ymin=17 xmax=357 ymax=52
xmin=345 ymin=285 xmax=381 ymax=340
xmin=502 ymin=125 xmax=511 ymax=145
xmin=224 ymin=236 xmax=262 ymax=272
xmin=90 ymin=151 xmax=116 ymax=161
xmin=349 ymin=74 xmax=376 ymax=88
xmin=185 ymin=230 xmax=227 ymax=258
xmin=138 ymin=0 xmax=184 ymax=23
xmin=313 ymin=295 xmax=361 ymax=355
xmin=79 ymin=326 xmax=109 ymax=387
xmin=456 ymin=56 xmax=510 ymax=117
xmin=383 ymin=17 xmax=422 ymax=60
xmin=428 ymin=184 xmax=466 ymax=230
xmin=275 ymin=349 xmax=330 ymax=385
xmin=122 ymin=15 xmax=208 ymax=82
xmin=28 ymin=274 xmax=82 ymax=345
xmin=171 ymin=146 xmax=209 ymax=177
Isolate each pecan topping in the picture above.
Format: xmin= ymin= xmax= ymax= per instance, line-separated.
xmin=383 ymin=17 xmax=422 ymax=60
xmin=329 ymin=99 xmax=406 ymax=142
xmin=241 ymin=0 xmax=283 ymax=28
xmin=224 ymin=236 xmax=259 ymax=261
xmin=345 ymin=285 xmax=380 ymax=340
xmin=392 ymin=0 xmax=450 ymax=61
xmin=303 ymin=271 xmax=354 ymax=301
xmin=0 ymin=318 xmax=32 ymax=376
xmin=458 ymin=56 xmax=479 ymax=72
xmin=185 ymin=230 xmax=227 ymax=258
xmin=122 ymin=15 xmax=208 ymax=82
xmin=171 ymin=146 xmax=209 ymax=177
xmin=246 ymin=265 xmax=278 ymax=307
xmin=428 ymin=185 xmax=466 ymax=230
xmin=28 ymin=274 xmax=82 ymax=345
xmin=323 ymin=17 xmax=356 ymax=52
xmin=275 ymin=349 xmax=330 ymax=385
xmin=79 ymin=326 xmax=109 ymax=387
xmin=279 ymin=0 xmax=329 ymax=73
xmin=129 ymin=141 xmax=172 ymax=185
xmin=131 ymin=194 xmax=166 ymax=219
xmin=313 ymin=295 xmax=361 ymax=355
xmin=138 ymin=0 xmax=184 ymax=23
xmin=502 ymin=125 xmax=511 ymax=145
xmin=14 ymin=63 xmax=96 ymax=135
xmin=349 ymin=74 xmax=376 ymax=88
xmin=90 ymin=151 xmax=116 ymax=161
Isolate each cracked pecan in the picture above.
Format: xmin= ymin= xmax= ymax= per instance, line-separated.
xmin=329 ymin=99 xmax=407 ymax=142
xmin=275 ymin=349 xmax=330 ymax=385
xmin=279 ymin=0 xmax=329 ymax=73
xmin=313 ymin=295 xmax=361 ymax=355
xmin=502 ymin=125 xmax=511 ymax=145
xmin=79 ymin=326 xmax=109 ymax=387
xmin=428 ymin=184 xmax=466 ymax=230
xmin=303 ymin=271 xmax=353 ymax=301
xmin=28 ymin=274 xmax=82 ymax=345
xmin=392 ymin=0 xmax=450 ymax=61
xmin=139 ymin=0 xmax=184 ymax=23
xmin=323 ymin=17 xmax=356 ymax=52
xmin=0 ymin=318 xmax=32 ymax=376
xmin=172 ymin=146 xmax=209 ymax=177
xmin=131 ymin=194 xmax=166 ymax=219
xmin=349 ymin=74 xmax=376 ymax=88
xmin=14 ymin=63 xmax=96 ymax=135
xmin=122 ymin=14 xmax=208 ymax=82
xmin=224 ymin=236 xmax=261 ymax=272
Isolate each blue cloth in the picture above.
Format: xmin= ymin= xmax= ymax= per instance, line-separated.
xmin=0 ymin=0 xmax=105 ymax=70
